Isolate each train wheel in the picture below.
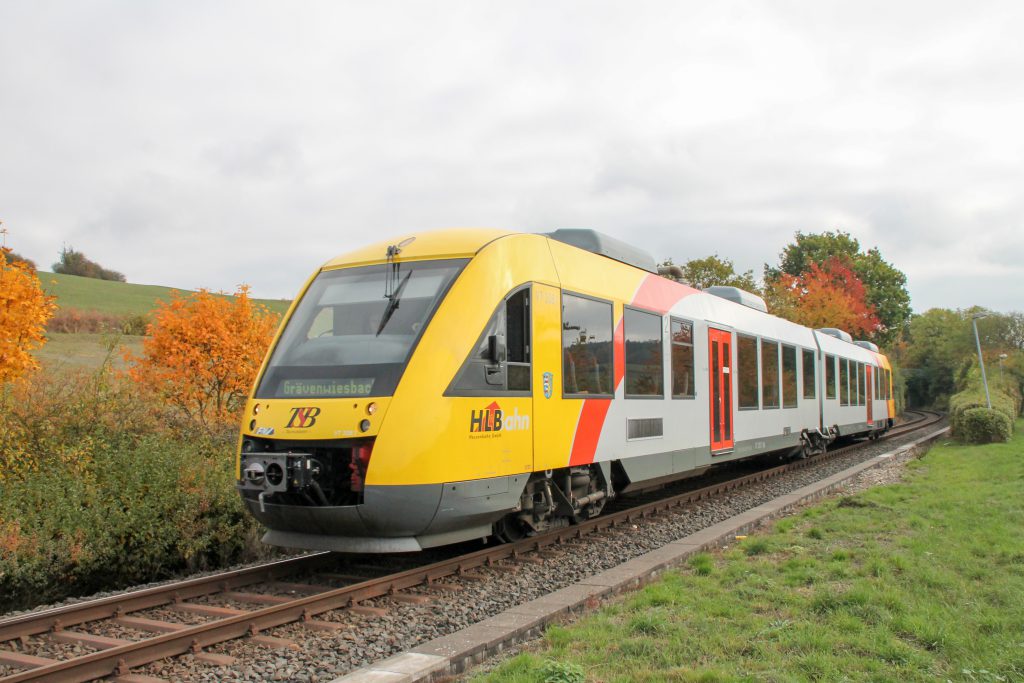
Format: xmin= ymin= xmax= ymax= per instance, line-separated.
xmin=493 ymin=514 xmax=528 ymax=543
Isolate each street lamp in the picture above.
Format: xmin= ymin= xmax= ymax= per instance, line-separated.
xmin=998 ymin=353 xmax=1008 ymax=383
xmin=972 ymin=312 xmax=991 ymax=409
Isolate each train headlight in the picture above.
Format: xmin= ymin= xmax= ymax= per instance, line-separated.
xmin=366 ymin=402 xmax=377 ymax=416
xmin=359 ymin=419 xmax=371 ymax=433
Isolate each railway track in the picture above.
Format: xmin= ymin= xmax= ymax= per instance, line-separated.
xmin=0 ymin=410 xmax=943 ymax=683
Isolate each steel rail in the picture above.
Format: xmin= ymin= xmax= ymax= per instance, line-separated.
xmin=0 ymin=410 xmax=942 ymax=682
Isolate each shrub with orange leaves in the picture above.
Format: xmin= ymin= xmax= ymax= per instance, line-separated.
xmin=125 ymin=286 xmax=280 ymax=431
xmin=0 ymin=247 xmax=56 ymax=383
xmin=766 ymin=256 xmax=881 ymax=337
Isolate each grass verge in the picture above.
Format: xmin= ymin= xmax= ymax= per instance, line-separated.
xmin=476 ymin=424 xmax=1024 ymax=682
xmin=40 ymin=271 xmax=290 ymax=316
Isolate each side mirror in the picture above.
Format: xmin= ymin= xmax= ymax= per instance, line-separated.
xmin=487 ymin=334 xmax=507 ymax=365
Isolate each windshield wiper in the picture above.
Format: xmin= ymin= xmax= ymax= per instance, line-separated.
xmin=376 ymin=270 xmax=412 ymax=336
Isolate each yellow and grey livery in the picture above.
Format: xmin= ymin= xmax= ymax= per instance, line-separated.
xmin=237 ymin=229 xmax=895 ymax=552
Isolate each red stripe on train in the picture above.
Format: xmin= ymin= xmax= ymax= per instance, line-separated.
xmin=568 ymin=398 xmax=613 ymax=467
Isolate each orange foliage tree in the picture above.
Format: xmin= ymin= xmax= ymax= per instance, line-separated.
xmin=125 ymin=286 xmax=280 ymax=430
xmin=0 ymin=247 xmax=56 ymax=383
xmin=766 ymin=257 xmax=881 ymax=337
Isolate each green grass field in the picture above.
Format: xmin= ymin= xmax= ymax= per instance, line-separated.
xmin=40 ymin=271 xmax=291 ymax=316
xmin=478 ymin=426 xmax=1024 ymax=682
xmin=33 ymin=333 xmax=144 ymax=371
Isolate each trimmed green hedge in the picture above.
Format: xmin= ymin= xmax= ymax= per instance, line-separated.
xmin=949 ymin=365 xmax=1019 ymax=443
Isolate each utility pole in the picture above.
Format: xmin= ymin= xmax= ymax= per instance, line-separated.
xmin=972 ymin=312 xmax=992 ymax=409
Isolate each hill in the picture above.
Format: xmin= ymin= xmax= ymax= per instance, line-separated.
xmin=40 ymin=271 xmax=292 ymax=316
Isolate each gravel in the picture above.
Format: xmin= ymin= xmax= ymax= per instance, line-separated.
xmin=133 ymin=426 xmax=942 ymax=682
xmin=0 ymin=425 xmax=942 ymax=683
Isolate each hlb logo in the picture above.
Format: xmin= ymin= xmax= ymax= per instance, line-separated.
xmin=469 ymin=401 xmax=530 ymax=434
xmin=286 ymin=406 xmax=321 ymax=428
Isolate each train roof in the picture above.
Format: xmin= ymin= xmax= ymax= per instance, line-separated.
xmin=323 ymin=228 xmax=513 ymax=268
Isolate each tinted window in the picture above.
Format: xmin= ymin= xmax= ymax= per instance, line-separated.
xmin=625 ymin=308 xmax=663 ymax=397
xmin=671 ymin=318 xmax=695 ymax=398
xmin=257 ymin=259 xmax=466 ymax=398
xmin=825 ymin=354 xmax=836 ymax=399
xmin=738 ymin=334 xmax=759 ymax=409
xmin=858 ymin=362 xmax=866 ymax=406
xmin=802 ymin=349 xmax=816 ymax=399
xmin=761 ymin=340 xmax=780 ymax=409
xmin=449 ymin=286 xmax=531 ymax=393
xmin=782 ymin=344 xmax=797 ymax=408
xmin=563 ymin=294 xmax=613 ymax=396
xmin=840 ymin=358 xmax=850 ymax=406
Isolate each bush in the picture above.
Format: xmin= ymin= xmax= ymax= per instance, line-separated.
xmin=52 ymin=245 xmax=125 ymax=282
xmin=0 ymin=247 xmax=56 ymax=382
xmin=949 ymin=362 xmax=1018 ymax=443
xmin=956 ymin=407 xmax=1013 ymax=444
xmin=46 ymin=309 xmax=150 ymax=335
xmin=0 ymin=365 xmax=268 ymax=610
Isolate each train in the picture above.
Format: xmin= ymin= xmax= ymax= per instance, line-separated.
xmin=236 ymin=229 xmax=895 ymax=553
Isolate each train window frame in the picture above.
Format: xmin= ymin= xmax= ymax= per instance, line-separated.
xmin=445 ymin=284 xmax=532 ymax=397
xmin=825 ymin=354 xmax=836 ymax=400
xmin=858 ymin=362 xmax=866 ymax=406
xmin=802 ymin=348 xmax=816 ymax=400
xmin=624 ymin=305 xmax=664 ymax=399
xmin=761 ymin=338 xmax=781 ymax=409
xmin=670 ymin=317 xmax=696 ymax=400
xmin=782 ymin=344 xmax=798 ymax=409
xmin=561 ymin=291 xmax=615 ymax=399
xmin=737 ymin=333 xmax=759 ymax=410
xmin=840 ymin=357 xmax=850 ymax=406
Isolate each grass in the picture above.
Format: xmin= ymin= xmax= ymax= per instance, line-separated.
xmin=40 ymin=271 xmax=291 ymax=316
xmin=33 ymin=333 xmax=144 ymax=370
xmin=476 ymin=422 xmax=1024 ymax=682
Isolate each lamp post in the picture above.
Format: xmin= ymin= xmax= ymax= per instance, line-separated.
xmin=972 ymin=312 xmax=991 ymax=409
xmin=998 ymin=353 xmax=1008 ymax=383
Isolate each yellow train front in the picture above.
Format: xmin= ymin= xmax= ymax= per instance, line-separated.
xmin=237 ymin=228 xmax=896 ymax=552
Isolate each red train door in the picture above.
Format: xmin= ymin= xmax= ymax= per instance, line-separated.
xmin=708 ymin=328 xmax=734 ymax=453
xmin=866 ymin=365 xmax=874 ymax=425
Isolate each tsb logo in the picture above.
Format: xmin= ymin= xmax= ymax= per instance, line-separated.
xmin=286 ymin=406 xmax=321 ymax=428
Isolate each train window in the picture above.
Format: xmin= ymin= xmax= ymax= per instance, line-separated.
xmin=447 ymin=285 xmax=531 ymax=395
xmin=825 ymin=354 xmax=836 ymax=399
xmin=738 ymin=334 xmax=759 ymax=409
xmin=782 ymin=344 xmax=798 ymax=408
xmin=671 ymin=318 xmax=695 ymax=399
xmin=624 ymin=307 xmax=664 ymax=397
xmin=840 ymin=358 xmax=850 ymax=406
xmin=858 ymin=362 xmax=866 ymax=406
xmin=802 ymin=349 xmax=816 ymax=399
xmin=761 ymin=340 xmax=780 ymax=409
xmin=506 ymin=288 xmax=531 ymax=391
xmin=562 ymin=293 xmax=614 ymax=397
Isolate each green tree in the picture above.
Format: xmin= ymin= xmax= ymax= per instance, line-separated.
xmin=53 ymin=246 xmax=126 ymax=282
xmin=664 ymin=255 xmax=760 ymax=293
xmin=766 ymin=231 xmax=911 ymax=344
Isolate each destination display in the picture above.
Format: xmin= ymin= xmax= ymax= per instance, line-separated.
xmin=280 ymin=378 xmax=375 ymax=397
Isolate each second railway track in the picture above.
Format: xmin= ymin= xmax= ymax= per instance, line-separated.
xmin=0 ymin=410 xmax=943 ymax=683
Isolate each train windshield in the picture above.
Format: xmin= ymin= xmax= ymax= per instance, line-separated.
xmin=256 ymin=258 xmax=467 ymax=399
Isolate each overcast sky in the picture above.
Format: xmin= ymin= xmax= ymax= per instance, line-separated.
xmin=2 ymin=1 xmax=1022 ymax=313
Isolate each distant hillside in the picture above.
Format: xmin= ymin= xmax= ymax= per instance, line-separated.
xmin=40 ymin=272 xmax=292 ymax=317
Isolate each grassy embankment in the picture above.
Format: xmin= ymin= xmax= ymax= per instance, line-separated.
xmin=35 ymin=271 xmax=290 ymax=369
xmin=479 ymin=424 xmax=1024 ymax=683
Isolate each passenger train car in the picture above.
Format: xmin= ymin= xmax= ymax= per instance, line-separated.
xmin=237 ymin=229 xmax=895 ymax=552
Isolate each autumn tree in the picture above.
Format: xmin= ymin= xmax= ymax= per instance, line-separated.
xmin=765 ymin=257 xmax=880 ymax=337
xmin=661 ymin=255 xmax=760 ymax=293
xmin=53 ymin=245 xmax=126 ymax=282
xmin=125 ymin=286 xmax=280 ymax=431
xmin=0 ymin=247 xmax=56 ymax=383
xmin=766 ymin=231 xmax=910 ymax=344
